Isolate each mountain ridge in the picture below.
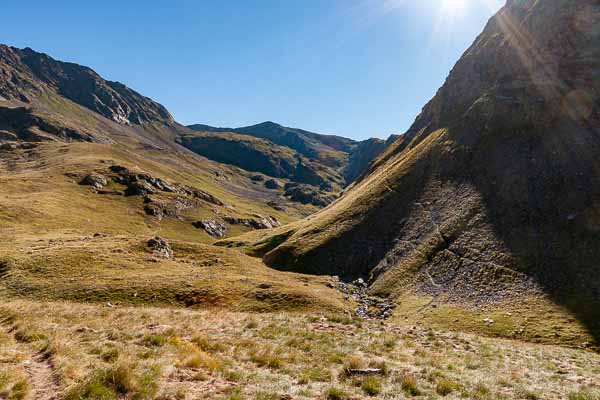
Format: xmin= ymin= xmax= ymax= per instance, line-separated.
xmin=187 ymin=120 xmax=391 ymax=185
xmin=0 ymin=45 xmax=173 ymax=126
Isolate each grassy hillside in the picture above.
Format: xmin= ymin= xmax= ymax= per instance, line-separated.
xmin=188 ymin=121 xmax=390 ymax=188
xmin=177 ymin=130 xmax=344 ymax=190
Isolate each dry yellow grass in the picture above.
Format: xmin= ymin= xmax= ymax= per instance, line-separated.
xmin=0 ymin=299 xmax=598 ymax=399
xmin=0 ymin=232 xmax=348 ymax=313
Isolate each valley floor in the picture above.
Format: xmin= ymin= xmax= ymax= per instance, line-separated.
xmin=0 ymin=299 xmax=599 ymax=400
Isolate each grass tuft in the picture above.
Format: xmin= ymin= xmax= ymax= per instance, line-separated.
xmin=361 ymin=377 xmax=382 ymax=396
xmin=436 ymin=378 xmax=460 ymax=396
xmin=569 ymin=389 xmax=600 ymax=400
xmin=325 ymin=387 xmax=347 ymax=400
xmin=400 ymin=374 xmax=420 ymax=397
xmin=249 ymin=351 xmax=283 ymax=369
xmin=64 ymin=360 xmax=158 ymax=400
xmin=182 ymin=350 xmax=221 ymax=371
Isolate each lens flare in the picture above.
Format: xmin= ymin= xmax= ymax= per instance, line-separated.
xmin=440 ymin=0 xmax=469 ymax=18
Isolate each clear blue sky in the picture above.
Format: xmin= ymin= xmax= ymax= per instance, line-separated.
xmin=3 ymin=0 xmax=503 ymax=140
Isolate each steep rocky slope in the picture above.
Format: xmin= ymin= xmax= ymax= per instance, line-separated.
xmin=0 ymin=45 xmax=173 ymax=125
xmin=222 ymin=0 xmax=600 ymax=345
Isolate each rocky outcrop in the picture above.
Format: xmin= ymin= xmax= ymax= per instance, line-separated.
xmin=147 ymin=236 xmax=173 ymax=259
xmin=193 ymin=220 xmax=227 ymax=238
xmin=223 ymin=215 xmax=281 ymax=230
xmin=107 ymin=165 xmax=223 ymax=206
xmin=144 ymin=196 xmax=201 ymax=221
xmin=79 ymin=173 xmax=108 ymax=189
xmin=75 ymin=165 xmax=226 ymax=221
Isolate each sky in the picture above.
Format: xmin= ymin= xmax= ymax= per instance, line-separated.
xmin=2 ymin=0 xmax=503 ymax=140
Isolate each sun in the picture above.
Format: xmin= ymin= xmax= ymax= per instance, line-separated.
xmin=440 ymin=0 xmax=470 ymax=18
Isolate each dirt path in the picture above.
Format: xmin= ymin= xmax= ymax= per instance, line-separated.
xmin=22 ymin=351 xmax=60 ymax=400
xmin=0 ymin=315 xmax=60 ymax=400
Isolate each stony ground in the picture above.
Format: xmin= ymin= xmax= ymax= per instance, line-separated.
xmin=0 ymin=299 xmax=599 ymax=400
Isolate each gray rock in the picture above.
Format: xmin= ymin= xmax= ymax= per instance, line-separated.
xmin=125 ymin=180 xmax=155 ymax=196
xmin=193 ymin=219 xmax=227 ymax=238
xmin=80 ymin=173 xmax=108 ymax=189
xmin=223 ymin=215 xmax=281 ymax=230
xmin=147 ymin=236 xmax=173 ymax=259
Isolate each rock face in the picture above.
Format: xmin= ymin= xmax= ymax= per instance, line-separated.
xmin=238 ymin=0 xmax=600 ymax=336
xmin=77 ymin=165 xmax=226 ymax=221
xmin=0 ymin=45 xmax=173 ymax=125
xmin=344 ymin=137 xmax=387 ymax=183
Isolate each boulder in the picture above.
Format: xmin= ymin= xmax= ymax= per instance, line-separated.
xmin=125 ymin=180 xmax=155 ymax=196
xmin=193 ymin=219 xmax=227 ymax=238
xmin=264 ymin=179 xmax=282 ymax=190
xmin=79 ymin=173 xmax=108 ymax=189
xmin=147 ymin=236 xmax=173 ymax=259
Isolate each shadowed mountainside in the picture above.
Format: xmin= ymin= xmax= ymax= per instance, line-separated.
xmin=221 ymin=0 xmax=600 ymax=346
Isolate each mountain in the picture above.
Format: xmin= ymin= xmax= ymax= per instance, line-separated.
xmin=221 ymin=0 xmax=600 ymax=346
xmin=0 ymin=42 xmax=371 ymax=347
xmin=187 ymin=121 xmax=390 ymax=186
xmin=0 ymin=44 xmax=333 ymax=250
xmin=0 ymin=45 xmax=173 ymax=125
xmin=177 ymin=130 xmax=344 ymax=189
